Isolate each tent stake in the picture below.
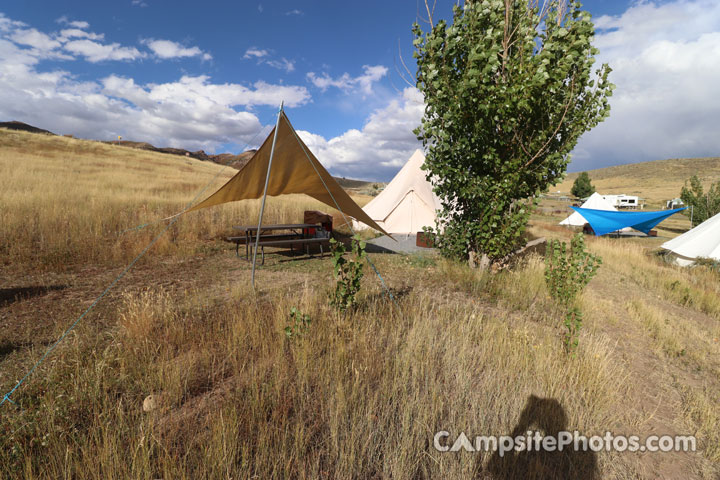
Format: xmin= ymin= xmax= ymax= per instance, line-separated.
xmin=251 ymin=102 xmax=283 ymax=288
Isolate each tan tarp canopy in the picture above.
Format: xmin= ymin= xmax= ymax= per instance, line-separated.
xmin=189 ymin=111 xmax=389 ymax=236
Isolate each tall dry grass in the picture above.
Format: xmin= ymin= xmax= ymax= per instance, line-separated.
xmin=589 ymin=237 xmax=720 ymax=319
xmin=1 ymin=261 xmax=638 ymax=478
xmin=0 ymin=129 xmax=361 ymax=269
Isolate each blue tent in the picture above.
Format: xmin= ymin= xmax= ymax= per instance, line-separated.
xmin=570 ymin=207 xmax=686 ymax=236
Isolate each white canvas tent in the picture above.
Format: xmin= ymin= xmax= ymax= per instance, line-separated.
xmin=354 ymin=149 xmax=442 ymax=234
xmin=661 ymin=211 xmax=720 ymax=266
xmin=559 ymin=192 xmax=616 ymax=226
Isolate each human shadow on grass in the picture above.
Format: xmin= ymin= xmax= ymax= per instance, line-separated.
xmin=0 ymin=285 xmax=67 ymax=307
xmin=483 ymin=395 xmax=598 ymax=480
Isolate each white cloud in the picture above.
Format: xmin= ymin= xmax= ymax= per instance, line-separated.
xmin=0 ymin=61 xmax=308 ymax=151
xmin=571 ymin=0 xmax=720 ymax=171
xmin=64 ymin=39 xmax=145 ymax=62
xmin=56 ymin=16 xmax=90 ymax=29
xmin=286 ymin=9 xmax=303 ymax=16
xmin=356 ymin=65 xmax=389 ymax=95
xmin=10 ymin=28 xmax=61 ymax=51
xmin=4 ymin=14 xmax=145 ymax=63
xmin=6 ymin=14 xmax=209 ymax=65
xmin=143 ymin=38 xmax=211 ymax=60
xmin=0 ymin=10 xmax=411 ymax=181
xmin=0 ymin=14 xmax=312 ymax=153
xmin=0 ymin=38 xmax=40 ymax=68
xmin=69 ymin=20 xmax=90 ymax=29
xmin=266 ymin=57 xmax=295 ymax=73
xmin=298 ymin=87 xmax=424 ymax=180
xmin=0 ymin=13 xmax=26 ymax=32
xmin=132 ymin=0 xmax=149 ymax=7
xmin=307 ymin=72 xmax=352 ymax=91
xmin=59 ymin=28 xmax=104 ymax=41
xmin=244 ymin=47 xmax=268 ymax=59
xmin=105 ymin=75 xmax=310 ymax=109
xmin=307 ymin=65 xmax=388 ymax=96
xmin=243 ymin=47 xmax=294 ymax=72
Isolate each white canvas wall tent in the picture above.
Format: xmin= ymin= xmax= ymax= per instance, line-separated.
xmin=559 ymin=192 xmax=616 ymax=227
xmin=354 ymin=149 xmax=442 ymax=234
xmin=661 ymin=211 xmax=720 ymax=266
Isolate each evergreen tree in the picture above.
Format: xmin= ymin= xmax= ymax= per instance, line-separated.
xmin=571 ymin=172 xmax=595 ymax=199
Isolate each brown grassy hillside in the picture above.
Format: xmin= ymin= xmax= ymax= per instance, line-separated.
xmin=0 ymin=128 xmax=367 ymax=269
xmin=556 ymin=157 xmax=720 ymax=206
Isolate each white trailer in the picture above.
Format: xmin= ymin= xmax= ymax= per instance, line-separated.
xmin=602 ymin=194 xmax=643 ymax=209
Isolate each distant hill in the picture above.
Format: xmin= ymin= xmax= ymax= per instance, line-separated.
xmin=0 ymin=121 xmax=54 ymax=135
xmin=335 ymin=177 xmax=384 ymax=194
xmin=556 ymin=157 xmax=720 ymax=207
xmin=211 ymin=152 xmax=256 ymax=170
xmin=0 ymin=120 xmax=378 ymax=189
xmin=104 ymin=140 xmax=256 ymax=170
xmin=0 ymin=120 xmax=257 ymax=170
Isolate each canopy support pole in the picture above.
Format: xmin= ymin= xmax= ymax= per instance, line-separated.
xmin=251 ymin=102 xmax=283 ymax=288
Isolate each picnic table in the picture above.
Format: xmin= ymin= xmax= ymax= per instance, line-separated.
xmin=227 ymin=223 xmax=331 ymax=264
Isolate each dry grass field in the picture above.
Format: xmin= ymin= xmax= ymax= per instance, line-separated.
xmin=1 ymin=129 xmax=719 ymax=479
xmin=0 ymin=129 xmax=365 ymax=270
xmin=555 ymin=157 xmax=720 ymax=207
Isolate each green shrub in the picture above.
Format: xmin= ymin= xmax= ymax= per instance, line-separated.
xmin=544 ymin=234 xmax=602 ymax=352
xmin=284 ymin=307 xmax=311 ymax=340
xmin=329 ymin=236 xmax=366 ymax=312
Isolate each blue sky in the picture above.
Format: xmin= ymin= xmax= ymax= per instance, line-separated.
xmin=1 ymin=1 xmax=719 ymax=181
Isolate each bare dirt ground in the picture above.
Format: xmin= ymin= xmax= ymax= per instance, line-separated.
xmin=585 ymin=279 xmax=718 ymax=478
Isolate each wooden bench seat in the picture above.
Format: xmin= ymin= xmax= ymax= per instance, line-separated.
xmin=225 ymin=233 xmax=300 ymax=245
xmin=254 ymin=237 xmax=329 ymax=247
xmin=251 ymin=237 xmax=331 ymax=265
xmin=226 ymin=233 xmax=302 ymax=257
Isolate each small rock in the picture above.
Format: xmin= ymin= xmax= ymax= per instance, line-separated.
xmin=143 ymin=394 xmax=164 ymax=412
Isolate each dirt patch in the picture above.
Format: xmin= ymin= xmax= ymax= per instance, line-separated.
xmin=585 ymin=276 xmax=719 ymax=478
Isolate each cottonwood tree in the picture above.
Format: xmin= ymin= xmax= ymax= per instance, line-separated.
xmin=413 ymin=0 xmax=613 ymax=262
xmin=680 ymin=175 xmax=720 ymax=226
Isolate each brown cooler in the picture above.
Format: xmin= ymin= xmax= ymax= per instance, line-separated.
xmin=304 ymin=210 xmax=333 ymax=233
